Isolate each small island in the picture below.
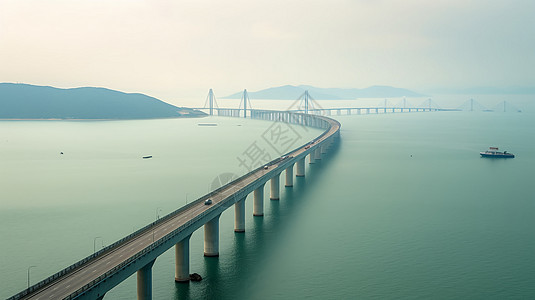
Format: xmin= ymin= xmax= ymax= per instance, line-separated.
xmin=0 ymin=83 xmax=205 ymax=120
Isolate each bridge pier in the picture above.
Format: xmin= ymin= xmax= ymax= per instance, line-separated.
xmin=253 ymin=183 xmax=265 ymax=216
xmin=309 ymin=152 xmax=315 ymax=164
xmin=296 ymin=158 xmax=305 ymax=177
xmin=270 ymin=173 xmax=280 ymax=200
xmin=315 ymin=148 xmax=321 ymax=160
xmin=321 ymin=144 xmax=328 ymax=154
xmin=234 ymin=197 xmax=246 ymax=232
xmin=204 ymin=214 xmax=221 ymax=257
xmin=175 ymin=235 xmax=191 ymax=282
xmin=137 ymin=259 xmax=156 ymax=300
xmin=285 ymin=164 xmax=294 ymax=187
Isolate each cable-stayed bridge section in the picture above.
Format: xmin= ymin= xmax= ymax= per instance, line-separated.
xmin=194 ymin=89 xmax=445 ymax=117
xmin=9 ymin=111 xmax=340 ymax=300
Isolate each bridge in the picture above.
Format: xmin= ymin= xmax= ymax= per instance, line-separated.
xmin=204 ymin=106 xmax=441 ymax=118
xmin=193 ymin=89 xmax=446 ymax=118
xmin=9 ymin=110 xmax=341 ymax=300
xmin=196 ymin=88 xmax=524 ymax=117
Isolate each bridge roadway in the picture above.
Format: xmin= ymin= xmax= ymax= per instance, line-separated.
xmin=12 ymin=112 xmax=340 ymax=300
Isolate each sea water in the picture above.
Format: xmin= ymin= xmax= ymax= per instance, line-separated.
xmin=1 ymin=96 xmax=534 ymax=299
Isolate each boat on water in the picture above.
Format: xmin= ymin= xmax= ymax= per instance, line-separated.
xmin=480 ymin=147 xmax=514 ymax=158
xmin=142 ymin=155 xmax=153 ymax=159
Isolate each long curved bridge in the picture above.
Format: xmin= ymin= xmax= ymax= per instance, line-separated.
xmin=9 ymin=111 xmax=341 ymax=300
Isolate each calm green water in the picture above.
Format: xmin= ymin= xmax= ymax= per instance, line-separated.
xmin=1 ymin=99 xmax=534 ymax=299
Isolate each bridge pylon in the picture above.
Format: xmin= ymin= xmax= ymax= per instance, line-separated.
xmin=203 ymin=89 xmax=219 ymax=116
xmin=418 ymin=98 xmax=441 ymax=110
xmin=239 ymin=89 xmax=253 ymax=118
xmin=297 ymin=90 xmax=316 ymax=114
xmin=457 ymin=98 xmax=489 ymax=112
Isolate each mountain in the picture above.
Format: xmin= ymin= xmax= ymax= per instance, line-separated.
xmin=223 ymin=85 xmax=425 ymax=100
xmin=0 ymin=83 xmax=205 ymax=119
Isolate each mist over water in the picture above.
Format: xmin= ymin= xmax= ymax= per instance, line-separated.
xmin=1 ymin=95 xmax=534 ymax=299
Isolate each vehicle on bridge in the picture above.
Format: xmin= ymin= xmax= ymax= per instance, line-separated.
xmin=204 ymin=199 xmax=213 ymax=205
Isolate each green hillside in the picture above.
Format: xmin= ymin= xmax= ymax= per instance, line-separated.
xmin=0 ymin=83 xmax=205 ymax=119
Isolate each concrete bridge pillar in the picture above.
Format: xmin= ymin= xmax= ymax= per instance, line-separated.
xmin=204 ymin=214 xmax=221 ymax=257
xmin=137 ymin=259 xmax=156 ymax=300
xmin=314 ymin=148 xmax=321 ymax=160
xmin=270 ymin=173 xmax=280 ymax=200
xmin=309 ymin=151 xmax=315 ymax=164
xmin=321 ymin=144 xmax=328 ymax=154
xmin=285 ymin=164 xmax=294 ymax=187
xmin=296 ymin=158 xmax=305 ymax=177
xmin=175 ymin=235 xmax=191 ymax=282
xmin=253 ymin=183 xmax=265 ymax=216
xmin=234 ymin=197 xmax=246 ymax=232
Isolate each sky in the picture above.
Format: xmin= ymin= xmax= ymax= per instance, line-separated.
xmin=1 ymin=0 xmax=534 ymax=103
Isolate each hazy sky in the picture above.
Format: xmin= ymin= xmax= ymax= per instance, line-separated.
xmin=1 ymin=0 xmax=534 ymax=102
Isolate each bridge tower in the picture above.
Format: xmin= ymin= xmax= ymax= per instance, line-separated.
xmin=239 ymin=89 xmax=252 ymax=118
xmin=296 ymin=90 xmax=312 ymax=114
xmin=203 ymin=89 xmax=218 ymax=116
xmin=418 ymin=98 xmax=440 ymax=111
xmin=305 ymin=90 xmax=311 ymax=114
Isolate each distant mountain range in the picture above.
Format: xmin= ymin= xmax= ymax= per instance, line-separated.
xmin=0 ymin=83 xmax=205 ymax=119
xmin=223 ymin=85 xmax=425 ymax=100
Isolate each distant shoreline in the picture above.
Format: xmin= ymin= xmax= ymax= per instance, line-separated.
xmin=0 ymin=115 xmax=207 ymax=121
